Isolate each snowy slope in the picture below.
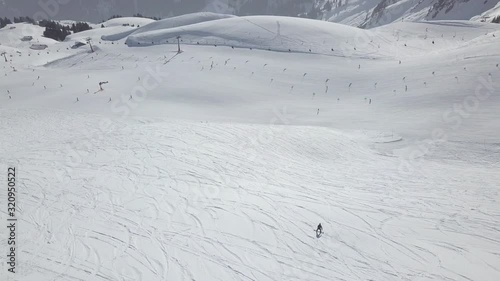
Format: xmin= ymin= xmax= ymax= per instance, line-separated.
xmin=0 ymin=23 xmax=57 ymax=48
xmin=471 ymin=1 xmax=500 ymax=23
xmin=57 ymin=20 xmax=95 ymax=27
xmin=1 ymin=13 xmax=500 ymax=281
xmin=203 ymin=0 xmax=500 ymax=27
xmin=0 ymin=23 xmax=74 ymax=67
xmin=123 ymin=16 xmax=385 ymax=58
xmin=426 ymin=0 xmax=499 ymax=21
xmin=102 ymin=13 xmax=235 ymax=41
xmin=0 ymin=0 xmax=498 ymax=28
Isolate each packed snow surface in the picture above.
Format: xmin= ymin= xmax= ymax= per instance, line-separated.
xmin=0 ymin=13 xmax=499 ymax=281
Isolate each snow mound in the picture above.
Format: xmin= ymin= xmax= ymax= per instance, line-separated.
xmin=124 ymin=15 xmax=384 ymax=57
xmin=102 ymin=12 xmax=235 ymax=41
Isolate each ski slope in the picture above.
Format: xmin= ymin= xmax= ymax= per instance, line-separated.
xmin=1 ymin=13 xmax=500 ymax=281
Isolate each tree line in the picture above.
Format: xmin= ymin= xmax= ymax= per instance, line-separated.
xmin=40 ymin=20 xmax=92 ymax=41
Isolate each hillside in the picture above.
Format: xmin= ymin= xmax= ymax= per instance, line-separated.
xmin=1 ymin=13 xmax=499 ymax=281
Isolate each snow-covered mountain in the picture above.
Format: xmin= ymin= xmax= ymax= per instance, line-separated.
xmin=1 ymin=12 xmax=500 ymax=280
xmin=314 ymin=0 xmax=500 ymax=28
xmin=1 ymin=0 xmax=499 ymax=27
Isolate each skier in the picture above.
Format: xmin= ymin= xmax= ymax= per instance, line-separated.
xmin=99 ymin=81 xmax=108 ymax=91
xmin=316 ymin=223 xmax=323 ymax=234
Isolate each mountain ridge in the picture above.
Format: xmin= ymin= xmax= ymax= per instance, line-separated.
xmin=0 ymin=0 xmax=498 ymax=28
